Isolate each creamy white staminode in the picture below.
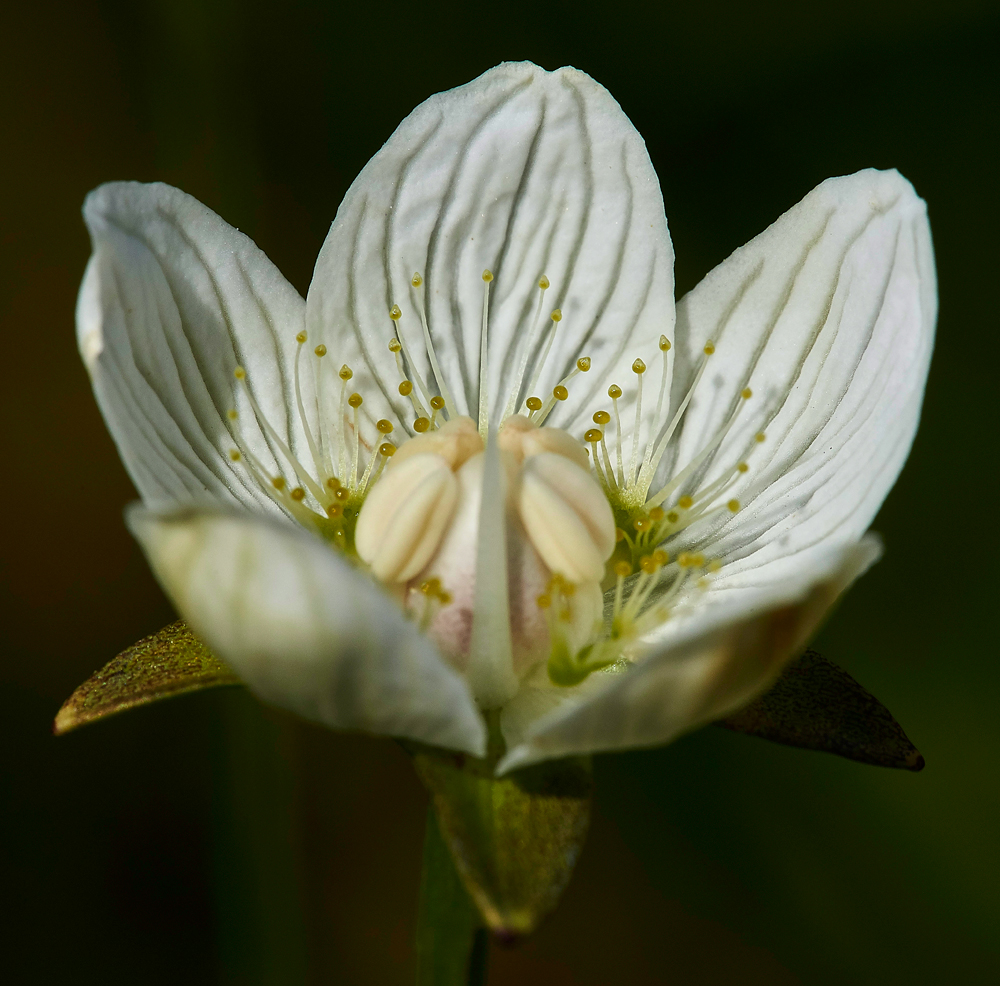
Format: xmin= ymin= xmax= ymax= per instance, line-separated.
xmin=77 ymin=61 xmax=936 ymax=771
xmin=224 ymin=262 xmax=764 ymax=699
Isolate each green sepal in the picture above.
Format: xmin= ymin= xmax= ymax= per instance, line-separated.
xmin=54 ymin=621 xmax=240 ymax=734
xmin=718 ymin=648 xmax=924 ymax=770
xmin=408 ymin=721 xmax=592 ymax=940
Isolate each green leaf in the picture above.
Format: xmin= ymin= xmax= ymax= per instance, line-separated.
xmin=412 ymin=733 xmax=592 ymax=940
xmin=54 ymin=621 xmax=240 ymax=734
xmin=718 ymin=649 xmax=924 ymax=770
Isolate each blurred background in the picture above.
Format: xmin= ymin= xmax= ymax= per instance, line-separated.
xmin=2 ymin=1 xmax=998 ymax=982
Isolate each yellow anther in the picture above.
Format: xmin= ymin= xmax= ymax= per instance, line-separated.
xmin=550 ymin=309 xmax=562 ymax=322
xmin=553 ymin=385 xmax=569 ymax=401
xmin=704 ymin=342 xmax=716 ymax=355
xmin=741 ymin=387 xmax=753 ymax=400
xmin=677 ymin=495 xmax=694 ymax=510
xmin=649 ymin=507 xmax=664 ymax=522
xmin=538 ymin=275 xmax=550 ymax=290
xmin=411 ymin=272 xmax=423 ymax=287
xmin=615 ymin=527 xmax=626 ymax=543
xmin=652 ymin=549 xmax=669 ymax=566
xmin=614 ymin=560 xmax=632 ymax=577
xmin=398 ymin=380 xmax=413 ymax=396
xmin=228 ymin=449 xmax=241 ymax=461
xmin=536 ymin=593 xmax=551 ymax=609
xmin=326 ymin=477 xmax=341 ymax=490
xmin=666 ymin=511 xmax=679 ymax=523
xmin=389 ymin=305 xmax=402 ymax=321
xmin=608 ymin=384 xmax=622 ymax=399
xmin=272 ymin=476 xmax=286 ymax=491
xmin=388 ymin=338 xmax=402 ymax=353
xmin=690 ymin=553 xmax=705 ymax=567
xmin=559 ymin=607 xmax=572 ymax=622
xmin=339 ymin=365 xmax=353 ymax=381
xmin=438 ymin=591 xmax=453 ymax=605
xmin=755 ymin=432 xmax=766 ymax=443
xmin=707 ymin=559 xmax=722 ymax=573
xmin=376 ymin=419 xmax=394 ymax=434
xmin=737 ymin=462 xmax=749 ymax=473
xmin=420 ymin=577 xmax=442 ymax=596
xmin=728 ymin=499 xmax=740 ymax=513
xmin=677 ymin=552 xmax=691 ymax=567
xmin=290 ymin=486 xmax=306 ymax=502
xmin=379 ymin=442 xmax=396 ymax=457
xmin=633 ymin=517 xmax=650 ymax=531
xmin=632 ymin=358 xmax=646 ymax=374
xmin=430 ymin=396 xmax=446 ymax=411
xmin=413 ymin=416 xmax=431 ymax=433
xmin=348 ymin=393 xmax=363 ymax=408
xmin=584 ymin=428 xmax=603 ymax=443
xmin=227 ymin=409 xmax=238 ymax=421
xmin=577 ymin=357 xmax=591 ymax=372
xmin=593 ymin=410 xmax=610 ymax=425
xmin=314 ymin=344 xmax=327 ymax=358
xmin=234 ymin=366 xmax=246 ymax=380
xmin=326 ymin=502 xmax=343 ymax=518
xmin=482 ymin=269 xmax=493 ymax=282
xmin=295 ymin=331 xmax=307 ymax=344
xmin=526 ymin=397 xmax=543 ymax=412
xmin=335 ymin=487 xmax=349 ymax=501
xmin=659 ymin=335 xmax=671 ymax=351
xmin=639 ymin=555 xmax=657 ymax=575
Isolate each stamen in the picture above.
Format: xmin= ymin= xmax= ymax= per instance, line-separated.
xmin=646 ymin=383 xmax=753 ymax=509
xmin=337 ymin=364 xmax=353 ymax=482
xmin=312 ymin=344 xmax=335 ymax=479
xmin=233 ymin=366 xmax=326 ymax=505
xmin=629 ymin=358 xmax=645 ymax=486
xmin=504 ymin=275 xmax=550 ymax=421
xmin=348 ymin=392 xmax=363 ymax=488
xmin=410 ymin=272 xmax=458 ymax=420
xmin=293 ymin=331 xmax=325 ymax=482
xmin=522 ymin=308 xmax=562 ymax=414
xmin=429 ymin=395 xmax=446 ymax=429
xmin=390 ymin=338 xmax=429 ymax=419
xmin=535 ymin=356 xmax=588 ymax=426
xmin=641 ymin=335 xmax=672 ymax=476
xmin=608 ymin=384 xmax=624 ymax=486
xmin=525 ymin=396 xmax=543 ymax=422
xmin=389 ymin=305 xmax=434 ymax=416
xmin=478 ymin=269 xmax=493 ymax=438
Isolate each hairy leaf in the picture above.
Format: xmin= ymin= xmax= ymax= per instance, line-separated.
xmin=718 ymin=649 xmax=924 ymax=770
xmin=54 ymin=621 xmax=240 ymax=734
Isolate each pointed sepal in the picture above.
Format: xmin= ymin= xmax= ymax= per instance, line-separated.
xmin=718 ymin=649 xmax=924 ymax=770
xmin=54 ymin=621 xmax=240 ymax=734
xmin=411 ymin=730 xmax=592 ymax=939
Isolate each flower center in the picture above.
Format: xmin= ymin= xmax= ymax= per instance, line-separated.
xmin=225 ymin=268 xmax=765 ymax=692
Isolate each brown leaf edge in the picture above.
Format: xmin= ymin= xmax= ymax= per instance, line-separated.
xmin=717 ymin=649 xmax=924 ymax=770
xmin=54 ymin=621 xmax=241 ymax=735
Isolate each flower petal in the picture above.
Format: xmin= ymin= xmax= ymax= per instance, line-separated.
xmin=306 ymin=61 xmax=674 ymax=448
xmin=79 ymin=182 xmax=314 ymax=512
xmin=498 ymin=535 xmax=880 ymax=771
xmin=661 ymin=169 xmax=935 ymax=577
xmin=127 ymin=506 xmax=487 ymax=754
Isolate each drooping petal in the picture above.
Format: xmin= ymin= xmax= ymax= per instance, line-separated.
xmin=660 ymin=170 xmax=935 ymax=579
xmin=127 ymin=506 xmax=486 ymax=754
xmin=306 ymin=61 xmax=674 ymax=451
xmin=498 ymin=535 xmax=880 ymax=772
xmin=79 ymin=182 xmax=315 ymax=512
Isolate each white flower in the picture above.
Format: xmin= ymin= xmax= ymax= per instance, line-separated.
xmin=76 ymin=62 xmax=935 ymax=774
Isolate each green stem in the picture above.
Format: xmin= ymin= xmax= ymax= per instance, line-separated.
xmin=416 ymin=807 xmax=489 ymax=986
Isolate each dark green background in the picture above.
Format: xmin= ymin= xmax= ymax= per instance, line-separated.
xmin=2 ymin=1 xmax=997 ymax=982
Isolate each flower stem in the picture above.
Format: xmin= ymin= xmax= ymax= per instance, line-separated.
xmin=416 ymin=806 xmax=489 ymax=986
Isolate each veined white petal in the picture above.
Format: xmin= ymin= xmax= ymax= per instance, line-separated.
xmin=662 ymin=170 xmax=935 ymax=578
xmin=306 ymin=61 xmax=674 ymax=449
xmin=498 ymin=535 xmax=880 ymax=772
xmin=128 ymin=506 xmax=486 ymax=754
xmin=79 ymin=182 xmax=314 ymax=512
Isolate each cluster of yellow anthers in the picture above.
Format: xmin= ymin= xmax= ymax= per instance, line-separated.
xmin=225 ymin=265 xmax=763 ymax=688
